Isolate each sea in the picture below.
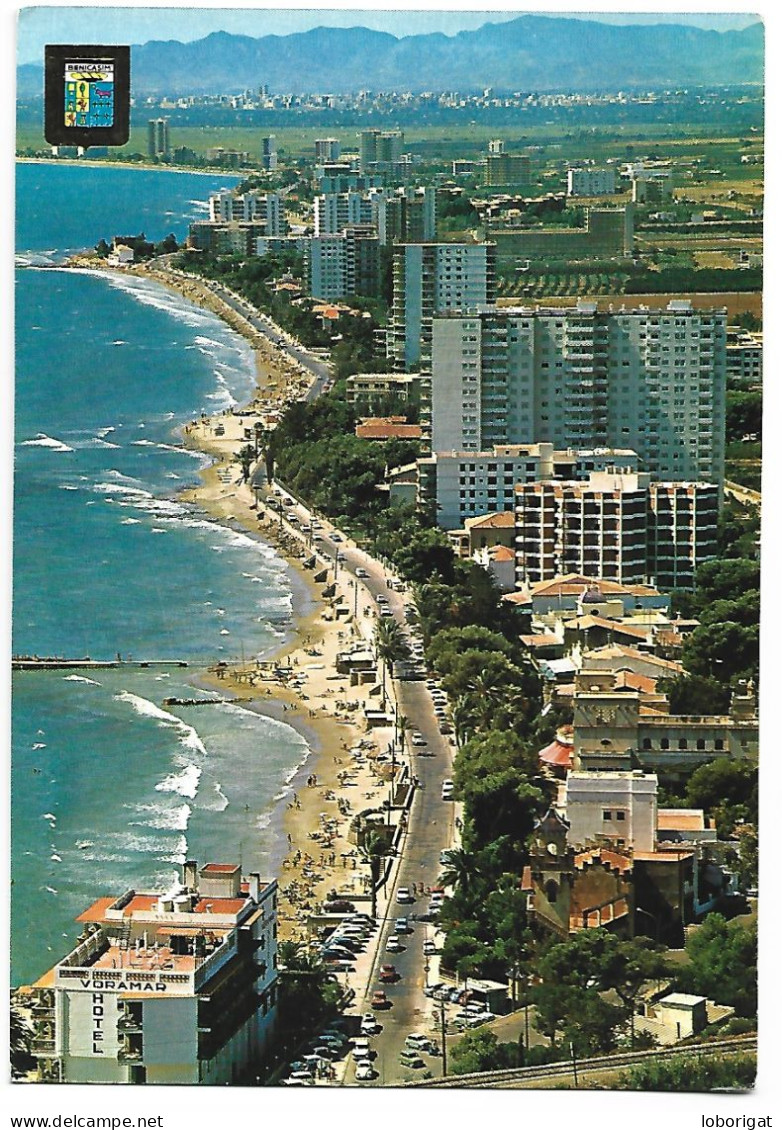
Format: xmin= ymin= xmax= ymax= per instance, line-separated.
xmin=12 ymin=162 xmax=313 ymax=986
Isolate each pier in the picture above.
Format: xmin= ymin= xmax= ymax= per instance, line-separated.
xmin=12 ymin=657 xmax=189 ymax=671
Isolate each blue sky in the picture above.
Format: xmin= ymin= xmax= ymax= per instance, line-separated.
xmin=16 ymin=5 xmax=761 ymax=65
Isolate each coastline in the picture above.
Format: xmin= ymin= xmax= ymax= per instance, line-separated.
xmin=16 ymin=155 xmax=248 ymax=178
xmin=146 ymin=267 xmax=395 ymax=945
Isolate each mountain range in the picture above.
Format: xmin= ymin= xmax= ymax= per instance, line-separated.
xmin=16 ymin=15 xmax=764 ymax=97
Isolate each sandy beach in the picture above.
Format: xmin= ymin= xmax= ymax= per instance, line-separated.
xmin=122 ymin=265 xmax=408 ymax=948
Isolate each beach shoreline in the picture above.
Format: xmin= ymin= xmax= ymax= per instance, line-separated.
xmin=146 ymin=269 xmax=398 ymax=945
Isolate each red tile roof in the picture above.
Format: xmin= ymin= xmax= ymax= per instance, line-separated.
xmin=538 ymin=738 xmax=574 ymax=769
xmin=355 ymin=421 xmax=422 ymax=441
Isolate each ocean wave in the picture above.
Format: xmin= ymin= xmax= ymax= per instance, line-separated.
xmin=120 ymin=517 xmax=141 ymax=525
xmin=94 ymin=481 xmax=152 ymax=498
xmin=62 ymin=674 xmax=100 ymax=685
xmin=114 ymin=690 xmax=180 ymax=725
xmin=155 ymin=764 xmax=202 ymax=799
xmin=128 ymin=803 xmax=191 ymax=832
xmin=20 ymin=433 xmax=74 ymax=452
xmin=194 ymin=335 xmax=224 ymax=349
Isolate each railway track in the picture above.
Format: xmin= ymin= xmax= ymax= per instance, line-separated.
xmin=408 ymin=1034 xmax=757 ymax=1088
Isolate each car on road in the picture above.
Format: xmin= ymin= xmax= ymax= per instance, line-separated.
xmin=351 ymin=1038 xmax=372 ymax=1061
xmin=355 ymin=567 xmax=369 ymax=578
xmin=396 ymin=887 xmax=414 ymax=903
xmin=386 ymin=935 xmax=403 ymax=952
xmin=360 ymin=1013 xmax=379 ymax=1036
xmin=411 ymin=732 xmax=427 ymax=746
xmin=395 ymin=917 xmax=411 ymax=934
xmin=405 ymin=1033 xmax=436 ymax=1053
xmin=423 ymin=939 xmax=437 ymax=956
xmin=441 ymin=779 xmax=455 ymax=799
xmin=371 ymin=990 xmax=389 ymax=1009
xmin=379 ymin=964 xmax=398 ymax=983
xmin=355 ymin=1059 xmax=375 ymax=1081
xmin=283 ymin=1072 xmax=315 ymax=1086
xmin=399 ymin=1050 xmax=425 ymax=1069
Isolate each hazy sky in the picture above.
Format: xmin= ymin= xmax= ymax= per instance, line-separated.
xmin=16 ymin=5 xmax=762 ymax=65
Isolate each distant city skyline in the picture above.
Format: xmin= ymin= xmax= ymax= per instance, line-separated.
xmin=17 ymin=6 xmax=761 ymax=67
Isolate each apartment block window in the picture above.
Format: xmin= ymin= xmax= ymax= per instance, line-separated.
xmin=616 ymin=811 xmax=626 ymax=821
xmin=602 ymin=810 xmax=612 ymax=821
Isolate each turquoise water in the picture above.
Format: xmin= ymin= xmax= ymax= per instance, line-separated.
xmin=12 ymin=163 xmax=312 ymax=985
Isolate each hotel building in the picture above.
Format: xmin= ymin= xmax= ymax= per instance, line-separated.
xmin=29 ymin=861 xmax=278 ymax=1085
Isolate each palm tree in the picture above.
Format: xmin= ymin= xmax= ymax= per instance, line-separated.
xmin=395 ymin=713 xmax=410 ymax=756
xmin=236 ymin=443 xmax=256 ymax=483
xmin=439 ymin=848 xmax=480 ymax=895
xmin=374 ymin=618 xmax=410 ymax=706
xmin=10 ymin=999 xmax=35 ymax=1079
xmin=449 ymin=695 xmax=475 ymax=749
xmin=357 ymin=828 xmax=387 ymax=919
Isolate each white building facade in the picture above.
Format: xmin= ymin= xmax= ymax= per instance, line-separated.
xmin=30 ymin=862 xmax=278 ymax=1085
xmin=429 ymin=300 xmax=726 ymax=489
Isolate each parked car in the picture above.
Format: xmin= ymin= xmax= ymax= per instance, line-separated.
xmin=423 ymin=939 xmax=437 ymax=956
xmin=405 ymin=1033 xmax=437 ymax=1054
xmin=441 ymin=779 xmax=455 ymax=800
xmin=360 ymin=1013 xmax=379 ymax=1036
xmin=386 ymin=935 xmax=403 ymax=953
xmin=399 ymin=1050 xmax=425 ymax=1069
xmin=355 ymin=1059 xmax=375 ymax=1081
xmin=351 ymin=1039 xmax=372 ymax=1061
xmin=395 ymin=917 xmax=411 ymax=934
xmin=379 ymin=964 xmax=398 ymax=983
xmin=355 ymin=567 xmax=369 ymax=578
xmin=411 ymin=732 xmax=427 ymax=746
xmin=396 ymin=887 xmax=414 ymax=904
xmin=371 ymin=990 xmax=389 ymax=1009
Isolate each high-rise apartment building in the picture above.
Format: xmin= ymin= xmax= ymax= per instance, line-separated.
xmin=315 ymin=137 xmax=341 ymax=162
xmin=306 ymin=224 xmax=381 ymax=301
xmin=483 ymin=152 xmax=531 ymax=187
xmin=410 ymin=444 xmax=639 ymax=529
xmin=388 ymin=242 xmax=497 ymax=372
xmin=28 ymin=861 xmax=278 ymax=1085
xmin=360 ymin=128 xmax=404 ymax=171
xmin=514 ymin=471 xmax=719 ymax=589
xmin=208 ymin=190 xmax=285 ymax=234
xmin=567 ymin=168 xmax=617 ymax=196
xmin=429 ymin=300 xmax=726 ymax=489
xmin=375 ymin=187 xmax=437 ymax=245
xmin=147 ymin=118 xmax=169 ymax=159
xmin=314 ymin=191 xmax=377 ymax=235
xmin=260 ymin=135 xmax=277 ymax=171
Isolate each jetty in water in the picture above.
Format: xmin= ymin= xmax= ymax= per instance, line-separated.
xmin=13 ymin=657 xmax=189 ymax=671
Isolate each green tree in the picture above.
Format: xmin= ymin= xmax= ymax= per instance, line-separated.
xmin=618 ymin=1053 xmax=756 ymax=1091
xmin=450 ymin=1029 xmax=519 ymax=1075
xmin=677 ymin=914 xmax=757 ymax=1018
xmin=236 ymin=443 xmax=256 ymax=483
xmin=374 ymin=617 xmax=410 ymax=705
xmin=10 ymin=999 xmax=35 ymax=1079
xmin=357 ymin=828 xmax=386 ymax=920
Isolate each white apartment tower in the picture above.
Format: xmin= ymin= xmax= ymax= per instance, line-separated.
xmin=430 ymin=300 xmax=726 ymax=489
xmin=389 ymin=242 xmax=497 ymax=371
xmin=514 ymin=471 xmax=719 ymax=589
xmin=208 ymin=190 xmax=285 ymax=235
